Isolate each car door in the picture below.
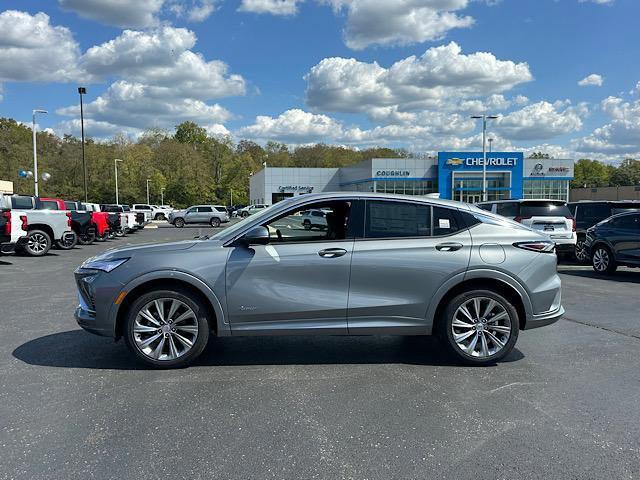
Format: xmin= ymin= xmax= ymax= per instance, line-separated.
xmin=225 ymin=199 xmax=361 ymax=334
xmin=347 ymin=200 xmax=472 ymax=334
xmin=197 ymin=206 xmax=213 ymax=223
xmin=184 ymin=207 xmax=198 ymax=224
xmin=610 ymin=214 xmax=640 ymax=263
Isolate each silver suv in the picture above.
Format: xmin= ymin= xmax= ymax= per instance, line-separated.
xmin=168 ymin=205 xmax=229 ymax=228
xmin=74 ymin=193 xmax=563 ymax=368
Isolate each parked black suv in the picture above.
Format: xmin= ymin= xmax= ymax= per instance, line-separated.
xmin=568 ymin=201 xmax=640 ymax=262
xmin=584 ymin=212 xmax=640 ymax=274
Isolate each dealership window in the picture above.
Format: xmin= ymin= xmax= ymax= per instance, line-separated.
xmin=523 ymin=180 xmax=569 ymax=200
xmin=374 ymin=180 xmax=436 ymax=196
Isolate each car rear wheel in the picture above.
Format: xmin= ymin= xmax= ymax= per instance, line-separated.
xmin=78 ymin=231 xmax=96 ymax=245
xmin=210 ymin=217 xmax=221 ymax=228
xmin=241 ymin=211 xmax=249 ymax=218
xmin=95 ymin=231 xmax=108 ymax=242
xmin=574 ymin=239 xmax=589 ymax=263
xmin=440 ymin=290 xmax=519 ymax=366
xmin=592 ymin=245 xmax=617 ymax=274
xmin=23 ymin=229 xmax=52 ymax=256
xmin=174 ymin=218 xmax=185 ymax=228
xmin=124 ymin=289 xmax=210 ymax=368
xmin=55 ymin=231 xmax=78 ymax=250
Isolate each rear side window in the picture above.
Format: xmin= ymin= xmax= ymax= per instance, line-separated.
xmin=365 ymin=201 xmax=431 ymax=238
xmin=12 ymin=196 xmax=34 ymax=209
xmin=476 ymin=203 xmax=493 ymax=212
xmin=433 ymin=206 xmax=462 ymax=236
xmin=198 ymin=206 xmax=213 ymax=212
xmin=40 ymin=200 xmax=59 ymax=210
xmin=214 ymin=207 xmax=227 ymax=212
xmin=609 ymin=215 xmax=640 ymax=230
xmin=580 ymin=203 xmax=611 ymax=223
xmin=520 ymin=202 xmax=571 ymax=217
xmin=496 ymin=202 xmax=519 ymax=217
xmin=64 ymin=201 xmax=76 ymax=210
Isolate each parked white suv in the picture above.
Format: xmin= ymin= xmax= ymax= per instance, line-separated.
xmin=301 ymin=209 xmax=328 ymax=230
xmin=151 ymin=205 xmax=173 ymax=221
xmin=477 ymin=199 xmax=577 ymax=256
xmin=168 ymin=205 xmax=230 ymax=228
xmin=238 ymin=204 xmax=269 ymax=217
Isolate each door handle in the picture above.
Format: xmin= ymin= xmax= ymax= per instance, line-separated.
xmin=435 ymin=242 xmax=463 ymax=252
xmin=318 ymin=248 xmax=348 ymax=258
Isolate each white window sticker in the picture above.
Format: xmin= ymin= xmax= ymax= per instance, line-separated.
xmin=439 ymin=218 xmax=450 ymax=229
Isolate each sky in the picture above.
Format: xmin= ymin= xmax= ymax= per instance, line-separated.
xmin=1 ymin=0 xmax=639 ymax=162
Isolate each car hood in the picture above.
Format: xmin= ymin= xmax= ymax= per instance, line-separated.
xmin=91 ymin=239 xmax=199 ymax=262
xmin=170 ymin=209 xmax=186 ymax=215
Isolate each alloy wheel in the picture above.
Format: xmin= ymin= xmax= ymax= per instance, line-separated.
xmin=575 ymin=240 xmax=588 ymax=262
xmin=451 ymin=297 xmax=512 ymax=358
xmin=132 ymin=298 xmax=199 ymax=361
xmin=593 ymin=248 xmax=609 ymax=272
xmin=28 ymin=233 xmax=48 ymax=254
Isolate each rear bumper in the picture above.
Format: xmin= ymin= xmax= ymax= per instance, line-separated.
xmin=524 ymin=305 xmax=564 ymax=330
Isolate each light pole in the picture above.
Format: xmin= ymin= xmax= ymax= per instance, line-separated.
xmin=471 ymin=115 xmax=498 ymax=201
xmin=32 ymin=109 xmax=48 ymax=196
xmin=146 ymin=178 xmax=151 ymax=204
xmin=488 ymin=137 xmax=494 ymax=153
xmin=114 ymin=159 xmax=123 ymax=204
xmin=161 ymin=187 xmax=165 ymax=206
xmin=78 ymin=87 xmax=88 ymax=202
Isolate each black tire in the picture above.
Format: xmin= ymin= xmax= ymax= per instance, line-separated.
xmin=95 ymin=231 xmax=108 ymax=242
xmin=23 ymin=229 xmax=52 ymax=256
xmin=174 ymin=218 xmax=185 ymax=228
xmin=55 ymin=231 xmax=78 ymax=250
xmin=241 ymin=211 xmax=249 ymax=218
xmin=439 ymin=289 xmax=519 ymax=366
xmin=123 ymin=288 xmax=210 ymax=368
xmin=210 ymin=217 xmax=221 ymax=228
xmin=592 ymin=245 xmax=617 ymax=274
xmin=78 ymin=230 xmax=96 ymax=245
xmin=155 ymin=213 xmax=166 ymax=221
xmin=115 ymin=227 xmax=126 ymax=237
xmin=574 ymin=239 xmax=589 ymax=264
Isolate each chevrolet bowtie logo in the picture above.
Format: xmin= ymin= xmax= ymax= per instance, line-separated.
xmin=446 ymin=157 xmax=463 ymax=166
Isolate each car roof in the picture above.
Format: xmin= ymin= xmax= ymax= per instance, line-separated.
xmin=477 ymin=199 xmax=567 ymax=205
xmin=568 ymin=200 xmax=640 ymax=204
xmin=270 ymin=192 xmax=475 ymax=210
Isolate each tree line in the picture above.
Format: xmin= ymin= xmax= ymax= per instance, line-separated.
xmin=0 ymin=118 xmax=406 ymax=207
xmin=1 ymin=117 xmax=638 ymax=207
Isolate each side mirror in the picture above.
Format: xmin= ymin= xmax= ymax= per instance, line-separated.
xmin=242 ymin=226 xmax=270 ymax=245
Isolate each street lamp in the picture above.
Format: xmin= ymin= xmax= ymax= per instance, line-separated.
xmin=471 ymin=115 xmax=498 ymax=201
xmin=114 ymin=159 xmax=123 ymax=204
xmin=146 ymin=178 xmax=151 ymax=204
xmin=161 ymin=187 xmax=165 ymax=206
xmin=32 ymin=109 xmax=48 ymax=197
xmin=488 ymin=137 xmax=494 ymax=153
xmin=78 ymin=87 xmax=88 ymax=202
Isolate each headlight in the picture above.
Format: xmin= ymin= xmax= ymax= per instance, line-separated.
xmin=82 ymin=257 xmax=129 ymax=272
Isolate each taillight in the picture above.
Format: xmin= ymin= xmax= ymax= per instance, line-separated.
xmin=566 ymin=216 xmax=576 ymax=232
xmin=20 ymin=215 xmax=28 ymax=231
xmin=66 ymin=211 xmax=72 ymax=227
xmin=2 ymin=211 xmax=10 ymax=235
xmin=513 ymin=241 xmax=556 ymax=253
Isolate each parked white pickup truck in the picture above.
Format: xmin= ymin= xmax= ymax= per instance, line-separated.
xmin=0 ymin=194 xmax=75 ymax=256
xmin=0 ymin=203 xmax=28 ymax=254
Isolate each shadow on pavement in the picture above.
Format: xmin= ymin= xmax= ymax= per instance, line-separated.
xmin=559 ymin=268 xmax=640 ymax=284
xmin=13 ymin=329 xmax=524 ymax=370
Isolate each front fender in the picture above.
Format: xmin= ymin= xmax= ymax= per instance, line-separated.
xmin=108 ymin=269 xmax=230 ymax=337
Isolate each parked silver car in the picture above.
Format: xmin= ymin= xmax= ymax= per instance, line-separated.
xmin=168 ymin=205 xmax=229 ymax=228
xmin=74 ymin=193 xmax=563 ymax=368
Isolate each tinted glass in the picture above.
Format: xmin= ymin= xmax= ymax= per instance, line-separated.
xmin=520 ymin=201 xmax=571 ymax=217
xmin=366 ymin=201 xmax=431 ymax=238
xmin=496 ymin=202 xmax=519 ymax=217
xmin=214 ymin=207 xmax=227 ymax=212
xmin=476 ymin=203 xmax=493 ymax=212
xmin=433 ymin=206 xmax=462 ymax=236
xmin=198 ymin=206 xmax=213 ymax=212
xmin=580 ymin=203 xmax=611 ymax=223
xmin=264 ymin=200 xmax=352 ymax=242
xmin=64 ymin=201 xmax=76 ymax=210
xmin=121 ymin=206 xmax=131 ymax=211
xmin=610 ymin=215 xmax=640 ymax=230
xmin=40 ymin=200 xmax=59 ymax=210
xmin=12 ymin=196 xmax=34 ymax=209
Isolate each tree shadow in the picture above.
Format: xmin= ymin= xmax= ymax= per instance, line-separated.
xmin=13 ymin=330 xmax=524 ymax=370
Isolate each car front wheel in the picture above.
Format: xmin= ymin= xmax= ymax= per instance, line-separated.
xmin=440 ymin=290 xmax=519 ymax=366
xmin=55 ymin=231 xmax=78 ymax=250
xmin=574 ymin=239 xmax=589 ymax=263
xmin=174 ymin=218 xmax=185 ymax=228
xmin=124 ymin=289 xmax=210 ymax=368
xmin=592 ymin=245 xmax=617 ymax=274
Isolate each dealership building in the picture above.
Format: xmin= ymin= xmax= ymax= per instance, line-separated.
xmin=249 ymin=152 xmax=574 ymax=205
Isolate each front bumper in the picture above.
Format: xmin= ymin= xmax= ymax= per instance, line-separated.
xmin=74 ymin=268 xmax=122 ymax=338
xmin=75 ymin=306 xmax=112 ymax=337
xmin=524 ymin=305 xmax=564 ymax=330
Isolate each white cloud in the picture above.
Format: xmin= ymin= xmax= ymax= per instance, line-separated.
xmin=305 ymin=42 xmax=532 ymax=116
xmin=578 ymin=73 xmax=603 ymax=87
xmin=58 ymin=0 xmax=165 ymax=28
xmin=169 ymin=0 xmax=219 ymax=22
xmin=237 ymin=109 xmax=344 ymax=143
xmin=496 ymin=101 xmax=588 ymax=141
xmin=574 ymin=96 xmax=640 ymax=153
xmin=323 ymin=0 xmax=474 ymax=50
xmin=238 ymin=0 xmax=303 ymax=15
xmin=0 ymin=10 xmax=82 ymax=83
xmin=578 ymin=0 xmax=613 ymax=4
xmin=80 ymin=27 xmax=246 ymax=99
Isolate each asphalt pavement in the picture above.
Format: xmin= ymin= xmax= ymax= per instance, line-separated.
xmin=1 ymin=224 xmax=639 ymax=479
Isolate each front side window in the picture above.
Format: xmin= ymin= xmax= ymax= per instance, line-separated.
xmin=610 ymin=215 xmax=640 ymax=230
xmin=64 ymin=201 xmax=76 ymax=210
xmin=365 ymin=201 xmax=431 ymax=238
xmin=581 ymin=203 xmax=611 ymax=223
xmin=12 ymin=196 xmax=34 ymax=209
xmin=40 ymin=200 xmax=58 ymax=210
xmin=263 ymin=200 xmax=353 ymax=243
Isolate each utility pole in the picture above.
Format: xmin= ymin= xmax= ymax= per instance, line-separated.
xmin=161 ymin=187 xmax=165 ymax=206
xmin=146 ymin=178 xmax=151 ymax=204
xmin=114 ymin=159 xmax=122 ymax=204
xmin=471 ymin=115 xmax=498 ymax=201
xmin=32 ymin=109 xmax=48 ymax=197
xmin=78 ymin=87 xmax=88 ymax=202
